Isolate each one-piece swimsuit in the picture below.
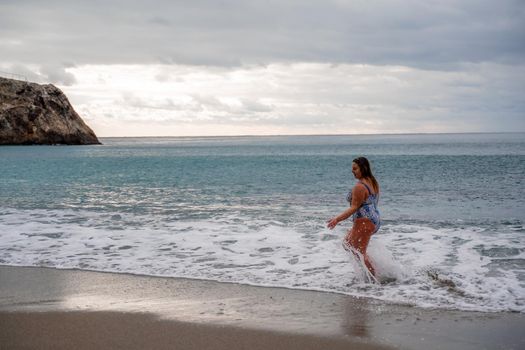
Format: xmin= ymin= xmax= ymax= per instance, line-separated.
xmin=346 ymin=182 xmax=381 ymax=233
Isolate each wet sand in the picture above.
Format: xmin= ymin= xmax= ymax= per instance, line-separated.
xmin=0 ymin=265 xmax=523 ymax=349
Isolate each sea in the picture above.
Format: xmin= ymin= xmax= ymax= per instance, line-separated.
xmin=1 ymin=133 xmax=524 ymax=312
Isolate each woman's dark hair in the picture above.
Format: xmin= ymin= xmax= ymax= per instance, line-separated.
xmin=353 ymin=157 xmax=379 ymax=193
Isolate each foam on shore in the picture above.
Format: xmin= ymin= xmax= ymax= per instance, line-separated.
xmin=1 ymin=207 xmax=523 ymax=312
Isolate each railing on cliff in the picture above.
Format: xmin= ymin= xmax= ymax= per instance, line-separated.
xmin=0 ymin=71 xmax=28 ymax=82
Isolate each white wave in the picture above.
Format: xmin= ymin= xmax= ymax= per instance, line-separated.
xmin=0 ymin=207 xmax=523 ymax=312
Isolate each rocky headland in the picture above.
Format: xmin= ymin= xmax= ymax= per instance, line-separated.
xmin=0 ymin=76 xmax=100 ymax=145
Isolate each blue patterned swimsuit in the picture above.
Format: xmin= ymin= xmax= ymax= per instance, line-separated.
xmin=346 ymin=182 xmax=381 ymax=233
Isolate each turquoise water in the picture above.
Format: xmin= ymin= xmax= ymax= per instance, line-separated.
xmin=1 ymin=133 xmax=524 ymax=311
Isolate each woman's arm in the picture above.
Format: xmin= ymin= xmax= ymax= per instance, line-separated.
xmin=327 ymin=184 xmax=367 ymax=229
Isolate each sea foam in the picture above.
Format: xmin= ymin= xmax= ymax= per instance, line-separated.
xmin=1 ymin=207 xmax=523 ymax=312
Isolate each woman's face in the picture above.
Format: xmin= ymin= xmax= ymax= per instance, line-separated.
xmin=352 ymin=162 xmax=362 ymax=179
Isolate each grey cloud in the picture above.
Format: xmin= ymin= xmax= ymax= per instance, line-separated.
xmin=240 ymin=99 xmax=274 ymax=113
xmin=147 ymin=16 xmax=171 ymax=26
xmin=40 ymin=64 xmax=77 ymax=86
xmin=0 ymin=0 xmax=523 ymax=69
xmin=189 ymin=95 xmax=274 ymax=115
xmin=120 ymin=92 xmax=187 ymax=111
xmin=190 ymin=95 xmax=223 ymax=108
xmin=0 ymin=63 xmax=77 ymax=85
xmin=92 ymin=61 xmax=523 ymax=132
xmin=0 ymin=63 xmax=76 ymax=86
xmin=2 ymin=64 xmax=43 ymax=83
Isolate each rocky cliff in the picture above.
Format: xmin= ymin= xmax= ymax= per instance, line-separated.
xmin=0 ymin=77 xmax=100 ymax=145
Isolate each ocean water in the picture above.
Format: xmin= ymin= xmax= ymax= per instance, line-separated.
xmin=1 ymin=133 xmax=524 ymax=312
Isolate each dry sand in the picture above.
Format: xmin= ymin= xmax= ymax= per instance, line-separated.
xmin=0 ymin=265 xmax=523 ymax=349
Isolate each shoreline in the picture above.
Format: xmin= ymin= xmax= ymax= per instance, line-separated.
xmin=1 ymin=265 xmax=524 ymax=349
xmin=0 ymin=263 xmax=420 ymax=310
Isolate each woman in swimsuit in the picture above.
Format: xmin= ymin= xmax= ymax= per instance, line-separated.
xmin=327 ymin=157 xmax=380 ymax=277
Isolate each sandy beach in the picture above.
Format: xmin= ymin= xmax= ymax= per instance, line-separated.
xmin=0 ymin=266 xmax=523 ymax=349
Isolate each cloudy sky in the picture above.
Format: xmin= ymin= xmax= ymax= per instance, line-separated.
xmin=1 ymin=0 xmax=524 ymax=136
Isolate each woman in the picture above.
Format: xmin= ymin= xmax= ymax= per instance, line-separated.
xmin=327 ymin=157 xmax=380 ymax=278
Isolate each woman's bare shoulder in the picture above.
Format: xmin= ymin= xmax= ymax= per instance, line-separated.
xmin=357 ymin=180 xmax=379 ymax=194
xmin=352 ymin=182 xmax=368 ymax=195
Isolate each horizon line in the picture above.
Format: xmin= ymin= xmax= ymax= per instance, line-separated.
xmin=97 ymin=131 xmax=525 ymax=139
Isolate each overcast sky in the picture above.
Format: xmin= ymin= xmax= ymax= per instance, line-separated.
xmin=1 ymin=0 xmax=524 ymax=136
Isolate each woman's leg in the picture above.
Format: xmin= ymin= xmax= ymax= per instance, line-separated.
xmin=344 ymin=218 xmax=376 ymax=276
